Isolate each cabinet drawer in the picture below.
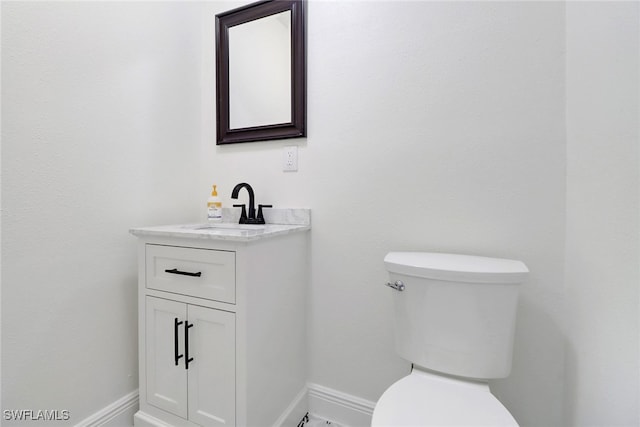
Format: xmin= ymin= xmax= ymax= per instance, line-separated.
xmin=146 ymin=245 xmax=235 ymax=304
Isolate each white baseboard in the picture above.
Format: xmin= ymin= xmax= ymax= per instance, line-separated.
xmin=273 ymin=386 xmax=309 ymax=427
xmin=307 ymin=383 xmax=376 ymax=427
xmin=72 ymin=384 xmax=374 ymax=427
xmin=73 ymin=390 xmax=139 ymax=427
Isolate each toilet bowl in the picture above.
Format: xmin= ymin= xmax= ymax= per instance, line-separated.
xmin=372 ymin=367 xmax=517 ymax=426
xmin=372 ymin=252 xmax=528 ymax=426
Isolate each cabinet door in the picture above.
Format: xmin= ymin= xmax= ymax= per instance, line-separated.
xmin=187 ymin=305 xmax=236 ymax=426
xmin=146 ymin=297 xmax=188 ymax=419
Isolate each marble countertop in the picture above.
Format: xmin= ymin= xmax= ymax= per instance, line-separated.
xmin=130 ymin=222 xmax=309 ymax=242
xmin=130 ymin=208 xmax=310 ymax=242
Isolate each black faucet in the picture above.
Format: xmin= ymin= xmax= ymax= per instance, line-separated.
xmin=231 ymin=182 xmax=272 ymax=224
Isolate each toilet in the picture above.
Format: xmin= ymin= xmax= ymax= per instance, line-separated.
xmin=372 ymin=252 xmax=529 ymax=426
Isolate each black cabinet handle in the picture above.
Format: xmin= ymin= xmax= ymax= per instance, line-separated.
xmin=185 ymin=321 xmax=194 ymax=370
xmin=165 ymin=268 xmax=202 ymax=277
xmin=174 ymin=318 xmax=184 ymax=366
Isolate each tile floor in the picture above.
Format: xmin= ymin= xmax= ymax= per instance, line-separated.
xmin=298 ymin=412 xmax=341 ymax=427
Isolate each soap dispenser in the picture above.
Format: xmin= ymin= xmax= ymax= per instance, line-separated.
xmin=207 ymin=185 xmax=222 ymax=222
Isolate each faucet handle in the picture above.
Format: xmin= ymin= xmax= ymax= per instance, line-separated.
xmin=233 ymin=204 xmax=247 ymax=223
xmin=256 ymin=204 xmax=273 ymax=224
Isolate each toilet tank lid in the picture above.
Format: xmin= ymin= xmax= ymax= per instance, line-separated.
xmin=384 ymin=252 xmax=529 ymax=284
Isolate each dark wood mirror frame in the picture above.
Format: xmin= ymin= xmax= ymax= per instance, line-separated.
xmin=216 ymin=0 xmax=306 ymax=145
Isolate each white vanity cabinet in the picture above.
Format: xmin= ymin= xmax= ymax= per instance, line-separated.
xmin=131 ymin=219 xmax=310 ymax=427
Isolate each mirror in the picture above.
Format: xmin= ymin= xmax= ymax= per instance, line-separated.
xmin=216 ymin=0 xmax=306 ymax=145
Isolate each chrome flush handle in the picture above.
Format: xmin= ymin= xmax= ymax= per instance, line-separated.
xmin=385 ymin=280 xmax=405 ymax=291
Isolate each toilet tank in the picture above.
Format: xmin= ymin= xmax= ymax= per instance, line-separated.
xmin=384 ymin=252 xmax=528 ymax=380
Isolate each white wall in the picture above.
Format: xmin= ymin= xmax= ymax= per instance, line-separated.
xmin=565 ymin=2 xmax=640 ymax=425
xmin=201 ymin=2 xmax=567 ymax=426
xmin=1 ymin=2 xmax=202 ymax=423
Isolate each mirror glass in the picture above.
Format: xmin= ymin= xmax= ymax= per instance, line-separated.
xmin=228 ymin=11 xmax=291 ymax=129
xmin=216 ymin=0 xmax=306 ymax=145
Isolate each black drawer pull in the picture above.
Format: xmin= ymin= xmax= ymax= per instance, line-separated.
xmin=165 ymin=268 xmax=202 ymax=277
